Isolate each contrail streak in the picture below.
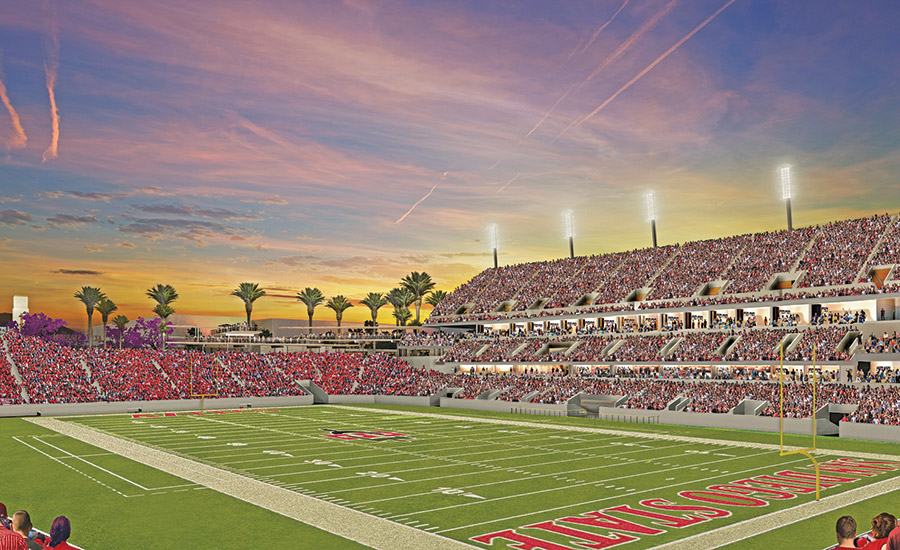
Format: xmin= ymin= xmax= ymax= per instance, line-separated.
xmin=395 ymin=171 xmax=450 ymax=224
xmin=395 ymin=184 xmax=437 ymax=224
xmin=578 ymin=0 xmax=631 ymax=56
xmin=42 ymin=0 xmax=60 ymax=163
xmin=495 ymin=173 xmax=520 ymax=195
xmin=0 ymin=52 xmax=27 ymax=149
xmin=578 ymin=0 xmax=677 ymax=90
xmin=562 ymin=0 xmax=737 ymax=137
xmin=525 ymin=0 xmax=673 ymax=140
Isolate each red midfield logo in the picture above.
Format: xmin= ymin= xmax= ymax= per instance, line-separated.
xmin=322 ymin=429 xmax=408 ymax=441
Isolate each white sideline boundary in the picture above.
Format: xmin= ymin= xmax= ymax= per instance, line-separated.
xmin=327 ymin=405 xmax=900 ymax=461
xmin=26 ymin=417 xmax=477 ymax=550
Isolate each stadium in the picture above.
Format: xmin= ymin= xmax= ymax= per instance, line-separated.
xmin=2 ymin=1 xmax=900 ymax=550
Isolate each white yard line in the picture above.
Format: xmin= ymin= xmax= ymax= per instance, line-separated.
xmin=27 ymin=417 xmax=476 ymax=550
xmin=327 ymin=405 xmax=900 ymax=462
xmin=435 ymin=455 xmax=812 ymax=534
xmin=33 ymin=437 xmax=151 ymax=490
xmin=13 ymin=436 xmax=132 ymax=497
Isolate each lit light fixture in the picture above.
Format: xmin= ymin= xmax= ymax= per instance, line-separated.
xmin=646 ymin=191 xmax=656 ymax=221
xmin=780 ymin=165 xmax=792 ymax=200
xmin=563 ymin=210 xmax=575 ymax=239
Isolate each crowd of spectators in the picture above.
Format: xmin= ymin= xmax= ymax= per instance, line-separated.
xmin=6 ymin=328 xmax=900 ymax=425
xmin=722 ymin=227 xmax=817 ymax=294
xmin=812 ymin=310 xmax=867 ymax=326
xmin=650 ymin=236 xmax=747 ymax=301
xmin=864 ymin=332 xmax=900 ymax=354
xmin=429 ymin=214 xmax=900 ymax=327
xmin=667 ymin=332 xmax=728 ymax=362
xmin=798 ymin=214 xmax=891 ymax=288
xmin=0 ymin=505 xmax=76 ymax=550
xmin=865 ymin=215 xmax=900 ymax=274
xmin=544 ymin=253 xmax=626 ymax=309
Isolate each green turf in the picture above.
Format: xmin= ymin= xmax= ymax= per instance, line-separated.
xmin=0 ymin=415 xmax=371 ymax=549
xmin=12 ymin=404 xmax=893 ymax=549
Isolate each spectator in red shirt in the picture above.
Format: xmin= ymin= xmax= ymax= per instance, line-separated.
xmin=0 ymin=527 xmax=26 ymax=550
xmin=858 ymin=513 xmax=895 ymax=550
xmin=43 ymin=517 xmax=75 ymax=550
xmin=834 ymin=515 xmax=857 ymax=549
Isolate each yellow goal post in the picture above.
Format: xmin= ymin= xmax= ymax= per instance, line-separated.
xmin=779 ymin=340 xmax=820 ymax=500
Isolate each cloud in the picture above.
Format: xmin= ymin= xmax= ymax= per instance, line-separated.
xmin=46 ymin=213 xmax=100 ymax=226
xmin=117 ymin=241 xmax=136 ymax=248
xmin=83 ymin=245 xmax=103 ymax=253
xmin=52 ymin=269 xmax=103 ymax=275
xmin=0 ymin=197 xmax=20 ymax=203
xmin=266 ymin=254 xmax=321 ymax=267
xmin=0 ymin=209 xmax=32 ymax=225
xmin=42 ymin=0 xmax=60 ymax=163
xmin=131 ymin=203 xmax=263 ymax=220
xmin=240 ymin=196 xmax=288 ymax=205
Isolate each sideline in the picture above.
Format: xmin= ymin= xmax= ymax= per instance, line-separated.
xmin=25 ymin=417 xmax=477 ymax=550
xmin=327 ymin=404 xmax=900 ymax=461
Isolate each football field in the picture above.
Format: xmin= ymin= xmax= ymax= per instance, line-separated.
xmin=8 ymin=404 xmax=899 ymax=549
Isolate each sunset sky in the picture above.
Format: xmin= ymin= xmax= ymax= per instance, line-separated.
xmin=1 ymin=0 xmax=899 ymax=330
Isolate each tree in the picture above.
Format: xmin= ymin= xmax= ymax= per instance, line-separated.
xmin=296 ymin=287 xmax=325 ymax=334
xmin=386 ymin=287 xmax=415 ymax=326
xmin=74 ymin=286 xmax=106 ymax=348
xmin=325 ymin=295 xmax=354 ymax=333
xmin=147 ymin=284 xmax=179 ymax=308
xmin=425 ymin=289 xmax=448 ymax=308
xmin=400 ymin=271 xmax=436 ymax=324
xmin=232 ymin=282 xmax=266 ymax=328
xmin=392 ymin=307 xmax=413 ymax=326
xmin=96 ymin=298 xmax=118 ymax=348
xmin=112 ymin=315 xmax=129 ymax=349
xmin=152 ymin=304 xmax=175 ymax=349
xmin=359 ymin=292 xmax=388 ymax=325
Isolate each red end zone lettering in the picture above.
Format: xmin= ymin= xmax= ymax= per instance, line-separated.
xmin=472 ymin=529 xmax=581 ymax=550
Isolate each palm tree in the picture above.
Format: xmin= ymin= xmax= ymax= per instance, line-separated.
xmin=74 ymin=286 xmax=106 ymax=348
xmin=153 ymin=304 xmax=175 ymax=350
xmin=359 ymin=292 xmax=388 ymax=325
xmin=296 ymin=287 xmax=325 ymax=334
xmin=392 ymin=307 xmax=413 ymax=326
xmin=232 ymin=282 xmax=266 ymax=329
xmin=425 ymin=290 xmax=448 ymax=309
xmin=400 ymin=271 xmax=436 ymax=324
xmin=386 ymin=287 xmax=415 ymax=326
xmin=96 ymin=298 xmax=118 ymax=348
xmin=112 ymin=315 xmax=129 ymax=349
xmin=146 ymin=283 xmax=178 ymax=348
xmin=325 ymin=295 xmax=354 ymax=334
xmin=147 ymin=284 xmax=179 ymax=307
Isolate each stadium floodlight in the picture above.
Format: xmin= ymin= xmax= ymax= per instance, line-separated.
xmin=780 ymin=165 xmax=793 ymax=231
xmin=563 ymin=210 xmax=575 ymax=258
xmin=488 ymin=224 xmax=498 ymax=268
xmin=646 ymin=192 xmax=658 ymax=248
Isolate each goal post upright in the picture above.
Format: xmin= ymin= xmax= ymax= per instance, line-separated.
xmin=778 ymin=341 xmax=820 ymax=500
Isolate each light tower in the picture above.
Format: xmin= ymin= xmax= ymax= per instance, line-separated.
xmin=646 ymin=191 xmax=658 ymax=248
xmin=780 ymin=165 xmax=793 ymax=231
xmin=563 ymin=210 xmax=575 ymax=259
xmin=488 ymin=224 xmax=498 ymax=269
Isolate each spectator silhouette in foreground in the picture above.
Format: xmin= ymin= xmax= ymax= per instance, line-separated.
xmin=44 ymin=516 xmax=75 ymax=550
xmin=10 ymin=512 xmax=41 ymax=550
xmin=857 ymin=513 xmax=896 ymax=550
xmin=834 ymin=515 xmax=857 ymax=549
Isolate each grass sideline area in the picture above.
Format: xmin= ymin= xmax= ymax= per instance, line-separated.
xmin=1 ymin=404 xmax=899 ymax=549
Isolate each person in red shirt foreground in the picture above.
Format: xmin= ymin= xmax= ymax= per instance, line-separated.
xmin=39 ymin=517 xmax=74 ymax=550
xmin=886 ymin=526 xmax=900 ymax=550
xmin=834 ymin=516 xmax=857 ymax=549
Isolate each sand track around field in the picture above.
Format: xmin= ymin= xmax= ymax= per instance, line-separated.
xmin=26 ymin=417 xmax=476 ymax=550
